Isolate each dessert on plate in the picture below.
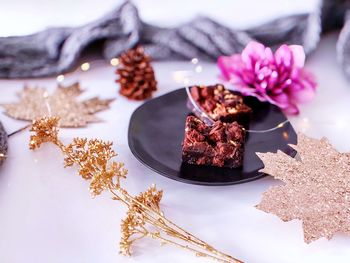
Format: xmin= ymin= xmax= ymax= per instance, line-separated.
xmin=182 ymin=115 xmax=246 ymax=168
xmin=189 ymin=84 xmax=252 ymax=128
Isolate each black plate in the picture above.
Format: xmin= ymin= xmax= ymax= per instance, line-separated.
xmin=128 ymin=88 xmax=297 ymax=185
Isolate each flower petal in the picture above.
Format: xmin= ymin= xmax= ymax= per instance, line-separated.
xmin=267 ymin=93 xmax=290 ymax=108
xmin=275 ymin=44 xmax=292 ymax=67
xmin=217 ymin=56 xmax=232 ymax=80
xmin=225 ymin=82 xmax=267 ymax=101
xmin=241 ymin=41 xmax=266 ymax=69
xmin=217 ymin=41 xmax=316 ymax=116
xmin=283 ymin=104 xmax=299 ymax=115
xmin=288 ymin=82 xmax=316 ymax=104
xmin=217 ymin=55 xmax=243 ymax=80
xmin=289 ymin=45 xmax=305 ymax=68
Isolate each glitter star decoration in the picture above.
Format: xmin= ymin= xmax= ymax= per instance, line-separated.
xmin=256 ymin=133 xmax=350 ymax=243
xmin=1 ymin=82 xmax=114 ymax=127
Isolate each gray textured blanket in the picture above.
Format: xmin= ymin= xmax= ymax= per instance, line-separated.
xmin=0 ymin=0 xmax=346 ymax=79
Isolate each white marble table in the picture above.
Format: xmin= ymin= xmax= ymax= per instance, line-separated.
xmin=1 ymin=0 xmax=350 ymax=262
xmin=0 ymin=32 xmax=350 ymax=263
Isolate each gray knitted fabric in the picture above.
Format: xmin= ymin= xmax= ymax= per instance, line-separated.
xmin=337 ymin=11 xmax=350 ymax=78
xmin=0 ymin=122 xmax=8 ymax=166
xmin=321 ymin=0 xmax=350 ymax=32
xmin=0 ymin=1 xmax=322 ymax=78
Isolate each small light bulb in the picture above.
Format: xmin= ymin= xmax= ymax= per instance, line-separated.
xmin=191 ymin=58 xmax=198 ymax=64
xmin=183 ymin=78 xmax=190 ymax=85
xmin=81 ymin=62 xmax=90 ymax=71
xmin=110 ymin=58 xmax=120 ymax=66
xmin=195 ymin=65 xmax=202 ymax=73
xmin=172 ymin=70 xmax=190 ymax=84
xmin=56 ymin=75 xmax=65 ymax=82
xmin=300 ymin=118 xmax=310 ymax=133
xmin=277 ymin=123 xmax=284 ymax=128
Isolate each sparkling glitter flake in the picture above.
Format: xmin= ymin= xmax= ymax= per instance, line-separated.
xmin=1 ymin=82 xmax=114 ymax=127
xmin=256 ymin=133 xmax=350 ymax=243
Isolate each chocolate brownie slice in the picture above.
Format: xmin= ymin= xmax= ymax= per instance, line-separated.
xmin=182 ymin=115 xmax=245 ymax=168
xmin=190 ymin=84 xmax=252 ymax=128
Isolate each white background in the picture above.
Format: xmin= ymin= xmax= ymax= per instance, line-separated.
xmin=2 ymin=1 xmax=350 ymax=263
xmin=0 ymin=0 xmax=318 ymax=36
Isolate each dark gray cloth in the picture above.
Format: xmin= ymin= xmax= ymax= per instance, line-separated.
xmin=0 ymin=122 xmax=7 ymax=166
xmin=0 ymin=1 xmax=321 ymax=78
xmin=247 ymin=13 xmax=321 ymax=55
xmin=321 ymin=0 xmax=350 ymax=32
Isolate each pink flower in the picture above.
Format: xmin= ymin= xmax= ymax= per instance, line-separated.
xmin=218 ymin=41 xmax=316 ymax=114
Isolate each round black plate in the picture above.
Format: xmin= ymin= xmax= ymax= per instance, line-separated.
xmin=128 ymin=88 xmax=297 ymax=185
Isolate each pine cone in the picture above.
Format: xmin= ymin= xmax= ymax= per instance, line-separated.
xmin=116 ymin=46 xmax=158 ymax=100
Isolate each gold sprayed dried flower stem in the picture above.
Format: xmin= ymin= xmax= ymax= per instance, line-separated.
xmin=2 ymin=82 xmax=114 ymax=128
xmin=257 ymin=132 xmax=350 ymax=243
xmin=29 ymin=117 xmax=242 ymax=263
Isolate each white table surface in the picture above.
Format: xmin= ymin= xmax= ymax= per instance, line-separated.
xmin=0 ymin=0 xmax=318 ymax=36
xmin=1 ymin=1 xmax=350 ymax=263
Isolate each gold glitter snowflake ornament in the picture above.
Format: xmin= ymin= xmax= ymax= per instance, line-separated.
xmin=2 ymin=82 xmax=114 ymax=127
xmin=256 ymin=132 xmax=350 ymax=243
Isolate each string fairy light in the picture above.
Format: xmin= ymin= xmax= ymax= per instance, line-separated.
xmin=56 ymin=74 xmax=65 ymax=82
xmin=7 ymin=124 xmax=31 ymax=137
xmin=185 ymin=86 xmax=214 ymax=126
xmin=243 ymin=120 xmax=290 ymax=133
xmin=57 ymin=55 xmax=199 ymax=86
xmin=110 ymin=58 xmax=120 ymax=66
xmin=0 ymin=152 xmax=6 ymax=160
xmin=0 ymin=153 xmax=15 ymax=162
xmin=55 ymin=59 xmax=105 ymax=84
xmin=191 ymin=57 xmax=199 ymax=64
xmin=195 ymin=65 xmax=203 ymax=73
xmin=282 ymin=131 xmax=289 ymax=140
xmin=186 ymin=86 xmax=291 ymax=133
xmin=80 ymin=62 xmax=90 ymax=71
xmin=55 ymin=57 xmax=121 ymax=84
xmin=172 ymin=70 xmax=192 ymax=84
xmin=7 ymin=56 xmax=349 ymax=138
xmin=183 ymin=77 xmax=190 ymax=86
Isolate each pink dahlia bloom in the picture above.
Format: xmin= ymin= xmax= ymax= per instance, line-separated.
xmin=218 ymin=41 xmax=316 ymax=114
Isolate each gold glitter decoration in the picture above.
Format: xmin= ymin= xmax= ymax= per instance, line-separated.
xmin=256 ymin=132 xmax=350 ymax=243
xmin=29 ymin=117 xmax=60 ymax=150
xmin=1 ymin=82 xmax=114 ymax=127
xmin=29 ymin=117 xmax=241 ymax=263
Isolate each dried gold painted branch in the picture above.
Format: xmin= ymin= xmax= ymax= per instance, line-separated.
xmin=29 ymin=117 xmax=242 ymax=263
